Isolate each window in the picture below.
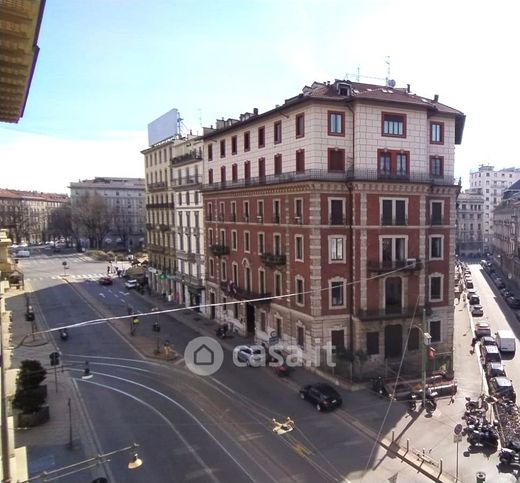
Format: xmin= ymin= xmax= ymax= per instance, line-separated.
xmin=258 ymin=157 xmax=265 ymax=178
xmin=257 ymin=200 xmax=264 ymax=218
xmin=408 ymin=328 xmax=420 ymax=351
xmin=378 ymin=149 xmax=410 ymax=179
xmin=244 ymin=160 xmax=251 ymax=180
xmin=379 ymin=152 xmax=391 ymax=176
xmin=296 ymin=277 xmax=304 ymax=305
xmin=330 ymin=237 xmax=345 ymax=261
xmin=275 ymin=316 xmax=282 ymax=337
xmin=274 ymin=121 xmax=282 ymax=144
xmin=244 ymin=231 xmax=250 ymax=252
xmin=296 ymin=149 xmax=305 ymax=172
xmin=208 ymin=169 xmax=213 ymax=184
xmin=220 ymin=140 xmax=226 ymax=157
xmin=382 ymin=237 xmax=406 ymax=262
xmin=430 ymin=201 xmax=443 ymax=225
xmin=221 ymin=260 xmax=227 ymax=280
xmin=430 ymin=121 xmax=444 ymax=144
xmin=258 ymin=126 xmax=265 ymax=148
xmin=329 ymin=199 xmax=344 ymax=225
xmin=381 ymin=199 xmax=407 ymax=225
xmin=258 ymin=233 xmax=265 ymax=254
xmin=430 ymin=275 xmax=442 ymax=301
xmin=295 ymin=199 xmax=303 ymax=220
xmin=231 ymin=136 xmax=237 ymax=155
xmin=330 ymin=280 xmax=344 ymax=307
xmin=244 ymin=131 xmax=250 ymax=152
xmin=207 ymin=144 xmax=213 ymax=161
xmin=273 ymin=234 xmax=282 ymax=255
xmin=295 ymin=114 xmax=305 ymax=138
xmin=209 ymin=258 xmax=214 ymax=278
xmin=429 ymin=235 xmax=443 ymax=259
xmin=259 ymin=269 xmax=266 ymax=294
xmin=430 ymin=156 xmax=444 ymax=177
xmin=273 ymin=199 xmax=281 ymax=223
xmin=385 ymin=277 xmax=402 ymax=313
xmin=243 ymin=201 xmax=249 ymax=221
xmin=328 ymin=111 xmax=345 ymax=135
xmin=232 ymin=163 xmax=238 ymax=182
xmin=274 ymin=273 xmax=282 ymax=297
xmin=396 ymin=153 xmax=408 ymax=176
xmin=297 ymin=326 xmax=304 ymax=348
xmin=220 ymin=166 xmax=226 ymax=183
xmin=274 ymin=154 xmax=282 ymax=175
xmin=367 ymin=332 xmax=379 ymax=355
xmin=295 ymin=235 xmax=303 ymax=261
xmin=231 ymin=230 xmax=238 ymax=250
xmin=382 ymin=112 xmax=406 ymax=137
xmin=231 ymin=201 xmax=236 ymax=221
xmin=328 ymin=148 xmax=345 ymax=171
xmin=429 ymin=320 xmax=441 ymax=343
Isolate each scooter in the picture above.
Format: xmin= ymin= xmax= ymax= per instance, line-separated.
xmin=216 ymin=326 xmax=231 ymax=339
xmin=59 ymin=328 xmax=69 ymax=341
xmin=424 ymin=390 xmax=438 ymax=413
xmin=408 ymin=393 xmax=418 ymax=412
xmin=468 ymin=427 xmax=499 ymax=448
xmin=274 ymin=362 xmax=290 ymax=377
xmin=372 ymin=377 xmax=388 ymax=398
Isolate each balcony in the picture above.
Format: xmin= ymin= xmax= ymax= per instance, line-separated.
xmin=220 ymin=282 xmax=271 ymax=304
xmin=145 ymin=223 xmax=154 ymax=230
xmin=201 ymin=168 xmax=457 ymax=192
xmin=367 ymin=259 xmax=422 ymax=273
xmin=210 ymin=244 xmax=230 ymax=256
xmin=171 ymin=148 xmax=203 ymax=165
xmin=171 ymin=174 xmax=202 ymax=190
xmin=148 ymin=244 xmax=166 ymax=254
xmin=329 ymin=215 xmax=346 ymax=225
xmin=357 ymin=306 xmax=418 ymax=321
xmin=159 ymin=224 xmax=170 ymax=232
xmin=147 ymin=181 xmax=168 ymax=192
xmin=261 ymin=253 xmax=287 ymax=266
xmin=381 ymin=216 xmax=408 ymax=226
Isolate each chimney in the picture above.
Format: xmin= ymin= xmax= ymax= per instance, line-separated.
xmin=253 ymin=108 xmax=258 ymax=115
xmin=407 ymin=84 xmax=410 ymax=93
xmin=434 ymin=94 xmax=439 ymax=102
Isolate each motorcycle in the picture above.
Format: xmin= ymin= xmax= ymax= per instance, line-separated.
xmin=371 ymin=377 xmax=388 ymax=398
xmin=216 ymin=326 xmax=231 ymax=339
xmin=59 ymin=328 xmax=69 ymax=341
xmin=424 ymin=390 xmax=438 ymax=413
xmin=499 ymin=448 xmax=520 ymax=466
xmin=408 ymin=392 xmax=418 ymax=412
xmin=274 ymin=361 xmax=291 ymax=377
xmin=468 ymin=428 xmax=499 ymax=448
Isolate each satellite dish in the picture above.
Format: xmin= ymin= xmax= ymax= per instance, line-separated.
xmin=387 ymin=79 xmax=396 ymax=88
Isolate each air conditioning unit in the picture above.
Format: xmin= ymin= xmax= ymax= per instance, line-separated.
xmin=406 ymin=258 xmax=417 ymax=268
xmin=294 ymin=216 xmax=302 ymax=224
xmin=257 ymin=215 xmax=263 ymax=223
xmin=243 ymin=215 xmax=249 ymax=222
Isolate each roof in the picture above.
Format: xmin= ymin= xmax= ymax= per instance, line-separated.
xmin=0 ymin=0 xmax=46 ymax=123
xmin=0 ymin=188 xmax=69 ymax=201
xmin=204 ymin=79 xmax=465 ymax=143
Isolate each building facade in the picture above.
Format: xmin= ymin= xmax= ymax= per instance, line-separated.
xmin=0 ymin=189 xmax=69 ymax=244
xmin=469 ymin=165 xmax=520 ymax=251
xmin=456 ymin=189 xmax=484 ymax=257
xmin=202 ymin=80 xmax=465 ymax=377
xmin=142 ymin=135 xmax=205 ymax=306
xmin=69 ymin=177 xmax=145 ymax=250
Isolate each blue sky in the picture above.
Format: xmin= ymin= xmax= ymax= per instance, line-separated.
xmin=1 ymin=0 xmax=520 ymax=193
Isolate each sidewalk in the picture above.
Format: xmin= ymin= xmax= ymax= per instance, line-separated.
xmin=6 ymin=285 xmax=107 ymax=483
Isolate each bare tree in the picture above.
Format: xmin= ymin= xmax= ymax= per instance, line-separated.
xmin=3 ymin=205 xmax=33 ymax=244
xmin=72 ymin=193 xmax=113 ymax=249
xmin=112 ymin=205 xmax=133 ymax=249
xmin=48 ymin=203 xmax=74 ymax=245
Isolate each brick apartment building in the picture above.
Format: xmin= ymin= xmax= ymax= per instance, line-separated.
xmin=202 ymin=79 xmax=465 ymax=376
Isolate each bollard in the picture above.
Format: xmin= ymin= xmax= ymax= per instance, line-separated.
xmin=406 ymin=439 xmax=409 ymax=452
xmin=475 ymin=471 xmax=486 ymax=483
xmin=392 ymin=430 xmax=395 ymax=442
xmin=439 ymin=459 xmax=442 ymax=474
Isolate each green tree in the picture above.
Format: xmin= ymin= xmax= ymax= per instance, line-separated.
xmin=13 ymin=360 xmax=47 ymax=414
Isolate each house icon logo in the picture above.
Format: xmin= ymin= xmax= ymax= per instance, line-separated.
xmin=185 ymin=337 xmax=224 ymax=376
xmin=194 ymin=344 xmax=214 ymax=365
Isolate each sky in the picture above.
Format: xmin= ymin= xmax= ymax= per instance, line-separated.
xmin=1 ymin=0 xmax=520 ymax=194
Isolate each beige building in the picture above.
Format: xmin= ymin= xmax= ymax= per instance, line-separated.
xmin=469 ymin=165 xmax=520 ymax=251
xmin=0 ymin=189 xmax=69 ymax=244
xmin=69 ymin=177 xmax=146 ymax=250
xmin=456 ymin=189 xmax=484 ymax=257
xmin=142 ymin=135 xmax=205 ymax=306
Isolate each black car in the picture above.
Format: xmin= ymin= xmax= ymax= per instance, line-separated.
xmin=98 ymin=276 xmax=113 ymax=285
xmin=506 ymin=296 xmax=520 ymax=309
xmin=486 ymin=362 xmax=506 ymax=379
xmin=494 ymin=278 xmax=506 ymax=290
xmin=489 ymin=376 xmax=516 ymax=403
xmin=299 ymin=383 xmax=342 ymax=411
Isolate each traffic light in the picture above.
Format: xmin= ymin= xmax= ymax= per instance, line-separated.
xmin=49 ymin=352 xmax=60 ymax=366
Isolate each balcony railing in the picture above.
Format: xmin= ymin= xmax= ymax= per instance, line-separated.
xmin=220 ymin=282 xmax=271 ymax=304
xmin=145 ymin=223 xmax=154 ymax=230
xmin=260 ymin=253 xmax=287 ymax=266
xmin=159 ymin=224 xmax=169 ymax=232
xmin=366 ymin=259 xmax=422 ymax=273
xmin=148 ymin=244 xmax=165 ymax=254
xmin=147 ymin=181 xmax=168 ymax=192
xmin=357 ymin=306 xmax=418 ymax=321
xmin=201 ymin=168 xmax=457 ymax=192
xmin=146 ymin=202 xmax=174 ymax=209
xmin=171 ymin=174 xmax=202 ymax=189
xmin=210 ymin=244 xmax=230 ymax=256
xmin=171 ymin=148 xmax=203 ymax=165
xmin=381 ymin=216 xmax=408 ymax=226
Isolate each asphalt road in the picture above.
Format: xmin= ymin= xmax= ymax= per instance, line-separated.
xmin=17 ymin=251 xmax=432 ymax=483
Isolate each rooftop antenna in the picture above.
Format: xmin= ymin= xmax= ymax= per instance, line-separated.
xmin=385 ymin=56 xmax=396 ymax=87
xmin=198 ymin=108 xmax=202 ymax=131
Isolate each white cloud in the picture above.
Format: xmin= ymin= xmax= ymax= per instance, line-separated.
xmin=0 ymin=129 xmax=147 ymax=194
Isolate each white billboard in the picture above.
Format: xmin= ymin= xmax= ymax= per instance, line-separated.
xmin=147 ymin=108 xmax=179 ymax=146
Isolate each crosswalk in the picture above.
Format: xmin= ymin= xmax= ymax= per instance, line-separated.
xmin=25 ymin=273 xmax=108 ymax=282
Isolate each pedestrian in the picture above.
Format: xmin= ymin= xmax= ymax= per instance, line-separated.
xmin=470 ymin=336 xmax=477 ymax=354
xmin=131 ymin=316 xmax=140 ymax=336
xmin=107 ymin=265 xmax=110 ymax=275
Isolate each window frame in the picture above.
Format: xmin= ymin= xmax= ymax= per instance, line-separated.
xmin=382 ymin=112 xmax=406 ymax=138
xmin=327 ymin=148 xmax=345 ymax=172
xmin=274 ymin=121 xmax=282 ymax=144
xmin=258 ymin=126 xmax=265 ymax=148
xmin=295 ymin=113 xmax=305 ymax=138
xmin=243 ymin=131 xmax=250 ymax=152
xmin=328 ymin=110 xmax=345 ymax=136
xmin=430 ymin=200 xmax=444 ymax=225
xmin=329 ymin=278 xmax=346 ymax=309
xmin=429 ymin=320 xmax=441 ymax=343
xmin=430 ymin=121 xmax=444 ymax=144
xmin=430 ymin=156 xmax=444 ymax=177
xmin=244 ymin=231 xmax=251 ymax=253
xmin=220 ymin=139 xmax=226 ymax=158
xmin=295 ymin=276 xmax=305 ymax=306
xmin=207 ymin=143 xmax=213 ymax=161
xmin=429 ymin=235 xmax=444 ymax=260
xmin=380 ymin=235 xmax=408 ymax=262
xmin=380 ymin=198 xmax=408 ymax=226
xmin=231 ymin=135 xmax=237 ymax=155
xmin=429 ymin=273 xmax=443 ymax=302
xmin=231 ymin=229 xmax=238 ymax=251
xmin=329 ymin=235 xmax=346 ymax=263
xmin=295 ymin=235 xmax=304 ymax=262
xmin=296 ymin=149 xmax=305 ymax=172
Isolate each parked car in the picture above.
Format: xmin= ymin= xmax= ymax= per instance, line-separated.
xmin=471 ymin=304 xmax=484 ymax=317
xmin=475 ymin=322 xmax=492 ymax=338
xmin=506 ymin=296 xmax=520 ymax=309
xmin=494 ymin=278 xmax=506 ymax=290
xmin=98 ymin=276 xmax=113 ymax=285
xmin=500 ymin=288 xmax=513 ymax=298
xmin=480 ymin=335 xmax=497 ymax=347
xmin=234 ymin=345 xmax=265 ymax=367
xmin=299 ymin=383 xmax=342 ymax=411
xmin=480 ymin=344 xmax=502 ymax=365
xmin=486 ymin=362 xmax=506 ymax=379
xmin=125 ymin=279 xmax=138 ymax=289
xmin=489 ymin=376 xmax=516 ymax=403
xmin=469 ymin=294 xmax=480 ymax=305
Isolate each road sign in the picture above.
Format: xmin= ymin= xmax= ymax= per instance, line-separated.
xmin=269 ymin=336 xmax=280 ymax=345
xmin=453 ymin=433 xmax=463 ymax=443
xmin=62 ymin=261 xmax=67 ymax=266
xmin=454 ymin=423 xmax=463 ymax=435
xmin=49 ymin=352 xmax=60 ymax=366
xmin=159 ymin=273 xmax=166 ymax=280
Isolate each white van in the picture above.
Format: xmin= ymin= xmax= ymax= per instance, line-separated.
xmin=496 ymin=330 xmax=516 ymax=354
xmin=16 ymin=250 xmax=30 ymax=258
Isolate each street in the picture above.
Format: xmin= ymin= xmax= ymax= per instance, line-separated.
xmin=10 ymin=251 xmax=436 ymax=482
